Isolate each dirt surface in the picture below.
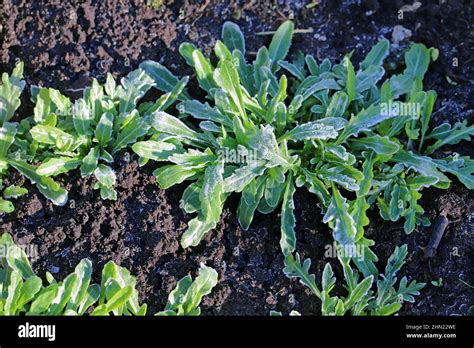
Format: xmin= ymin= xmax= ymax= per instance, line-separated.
xmin=0 ymin=0 xmax=473 ymax=315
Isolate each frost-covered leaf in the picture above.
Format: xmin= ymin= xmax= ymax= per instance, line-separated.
xmin=283 ymin=253 xmax=321 ymax=298
xmin=181 ymin=163 xmax=225 ymax=248
xmin=282 ymin=117 xmax=346 ymax=142
xmin=280 ymin=172 xmax=296 ymax=255
xmin=350 ymin=135 xmax=400 ymax=156
xmin=426 ymin=120 xmax=474 ymax=154
xmin=132 ymin=140 xmax=183 ymax=162
xmin=223 ymin=161 xmax=266 ymax=193
xmin=323 ymin=184 xmax=357 ymax=247
xmin=95 ymin=112 xmax=114 ymax=147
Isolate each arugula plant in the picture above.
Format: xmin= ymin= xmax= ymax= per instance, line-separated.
xmin=281 ymin=244 xmax=425 ymax=315
xmin=0 ymin=233 xmax=217 ymax=315
xmin=134 ymin=20 xmax=473 ymax=258
xmin=26 ymin=66 xmax=187 ymax=200
xmin=0 ymin=62 xmax=68 ymax=207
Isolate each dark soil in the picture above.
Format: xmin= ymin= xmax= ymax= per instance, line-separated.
xmin=0 ymin=0 xmax=473 ymax=315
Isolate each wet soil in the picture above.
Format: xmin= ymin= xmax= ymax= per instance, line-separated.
xmin=0 ymin=0 xmax=472 ymax=315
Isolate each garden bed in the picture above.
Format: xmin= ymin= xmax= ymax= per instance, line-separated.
xmin=0 ymin=0 xmax=472 ymax=315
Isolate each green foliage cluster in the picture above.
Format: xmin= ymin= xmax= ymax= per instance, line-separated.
xmin=0 ymin=20 xmax=472 ymax=315
xmin=0 ymin=234 xmax=217 ymax=316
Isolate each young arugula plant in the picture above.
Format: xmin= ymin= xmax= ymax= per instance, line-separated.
xmin=281 ymin=244 xmax=425 ymax=315
xmin=0 ymin=62 xmax=68 ymax=207
xmin=135 ymin=21 xmax=321 ymax=252
xmin=134 ymin=20 xmax=473 ymax=260
xmin=0 ymin=233 xmax=217 ymax=315
xmin=27 ymin=66 xmax=187 ymax=200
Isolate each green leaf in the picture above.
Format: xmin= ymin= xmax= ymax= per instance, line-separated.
xmin=8 ymin=159 xmax=68 ymax=206
xmin=375 ymin=302 xmax=402 ymax=315
xmin=154 ymin=165 xmax=197 ymax=189
xmin=181 ymin=163 xmax=225 ymax=248
xmin=360 ymin=39 xmax=390 ymax=70
xmin=345 ymin=275 xmax=373 ymax=310
xmin=323 ymin=184 xmax=357 ymax=247
xmin=139 ymin=61 xmax=189 ymax=101
xmin=179 ymin=42 xmax=197 ymax=67
xmin=0 ymin=123 xmax=17 ymax=158
xmin=119 ymin=68 xmax=155 ymax=113
xmin=132 ymin=140 xmax=182 ymax=162
xmin=248 ymin=125 xmax=292 ymax=167
xmin=282 ymin=117 xmax=346 ymax=142
xmin=280 ymin=172 xmax=296 ymax=256
xmin=150 ymin=111 xmax=202 ymax=145
xmin=168 ymin=148 xmax=216 ymax=168
xmin=426 ymin=120 xmax=474 ymax=154
xmin=111 ymin=115 xmax=149 ymax=154
xmin=344 ymin=57 xmax=356 ymax=105
xmin=30 ymin=125 xmax=77 ymax=147
xmin=401 ymin=189 xmax=423 ymax=233
xmin=28 ymin=284 xmax=59 ymax=315
xmin=268 ymin=21 xmax=294 ymax=70
xmin=418 ymin=90 xmax=437 ymax=150
xmin=302 ymin=169 xmax=331 ymax=207
xmin=37 ymin=157 xmax=82 ymax=176
xmin=317 ymin=165 xmax=360 ymax=192
xmin=0 ymin=198 xmax=14 ymax=213
xmin=92 ymin=286 xmax=133 ymax=315
xmin=178 ymin=100 xmax=232 ymax=127
xmin=278 ymin=61 xmax=305 ymax=81
xmin=214 ymin=60 xmax=247 ymax=120
xmin=95 ymin=112 xmax=114 ymax=147
xmin=0 ymin=61 xmax=25 ymax=125
xmin=350 ymin=196 xmax=370 ymax=241
xmin=433 ymin=156 xmax=474 ymax=190
xmin=325 ymin=91 xmax=349 ymax=117
xmin=80 ymin=146 xmax=100 ymax=177
xmin=99 ymin=186 xmax=117 ymax=200
xmin=223 ymin=162 xmax=266 ymax=193
xmin=389 ymin=183 xmax=409 ymax=221
xmin=222 ymin=21 xmax=245 ymax=55
xmin=237 ymin=175 xmax=266 ymax=230
xmin=161 ymin=264 xmax=218 ymax=316
xmin=3 ymin=185 xmax=27 ymax=199
xmin=65 ymin=259 xmax=93 ymax=314
xmin=298 ymin=78 xmax=341 ymax=102
xmin=192 ymin=50 xmax=216 ymax=92
xmin=72 ymin=99 xmax=92 ymax=137
xmin=94 ymin=164 xmax=116 ymax=189
xmin=392 ymin=151 xmax=450 ymax=186
xmin=350 ymin=135 xmax=400 ymax=156
xmin=283 ymin=253 xmax=321 ymax=299
xmin=337 ymin=104 xmax=398 ymax=143
xmin=405 ymin=43 xmax=430 ymax=80
xmin=16 ymin=276 xmax=43 ymax=312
